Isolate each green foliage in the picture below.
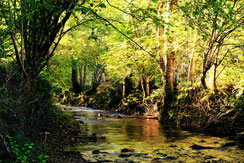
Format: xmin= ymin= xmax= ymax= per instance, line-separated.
xmin=8 ymin=137 xmax=48 ymax=163
xmin=88 ymin=81 xmax=122 ymax=109
xmin=119 ymin=93 xmax=144 ymax=114
xmin=151 ymin=88 xmax=165 ymax=99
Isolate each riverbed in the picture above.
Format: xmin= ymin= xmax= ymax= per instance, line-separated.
xmin=64 ymin=106 xmax=244 ymax=162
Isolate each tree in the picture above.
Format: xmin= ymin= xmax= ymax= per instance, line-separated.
xmin=157 ymin=0 xmax=178 ymax=110
xmin=0 ymin=0 xmax=93 ymax=79
xmin=180 ymin=0 xmax=244 ymax=89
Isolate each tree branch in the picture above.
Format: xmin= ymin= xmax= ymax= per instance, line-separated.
xmin=10 ymin=33 xmax=28 ymax=79
xmin=92 ymin=11 xmax=155 ymax=58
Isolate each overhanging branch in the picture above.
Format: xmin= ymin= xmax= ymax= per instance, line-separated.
xmin=93 ymin=12 xmax=155 ymax=58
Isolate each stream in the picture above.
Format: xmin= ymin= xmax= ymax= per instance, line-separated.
xmin=64 ymin=106 xmax=244 ymax=162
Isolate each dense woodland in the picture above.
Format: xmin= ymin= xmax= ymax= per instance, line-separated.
xmin=0 ymin=0 xmax=243 ymax=162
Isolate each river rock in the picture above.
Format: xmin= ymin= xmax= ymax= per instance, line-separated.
xmin=134 ymin=153 xmax=148 ymax=157
xmin=92 ymin=150 xmax=100 ymax=154
xmin=190 ymin=144 xmax=213 ymax=150
xmin=199 ymin=140 xmax=206 ymax=143
xmin=121 ymin=148 xmax=135 ymax=153
xmin=221 ymin=142 xmax=237 ymax=148
xmin=168 ymin=145 xmax=178 ymax=148
xmin=119 ymin=153 xmax=133 ymax=158
xmin=204 ymin=155 xmax=215 ymax=159
xmin=96 ymin=159 xmax=113 ymax=162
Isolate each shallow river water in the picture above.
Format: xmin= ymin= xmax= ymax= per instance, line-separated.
xmin=65 ymin=106 xmax=244 ymax=162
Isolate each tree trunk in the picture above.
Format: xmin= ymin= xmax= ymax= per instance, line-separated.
xmin=201 ymin=28 xmax=215 ymax=89
xmin=164 ymin=51 xmax=175 ymax=109
xmin=131 ymin=16 xmax=139 ymax=38
xmin=145 ymin=76 xmax=150 ymax=97
xmin=72 ymin=61 xmax=81 ymax=93
xmin=141 ymin=79 xmax=146 ymax=99
xmin=213 ymin=63 xmax=217 ymax=92
xmin=83 ymin=65 xmax=87 ymax=87
xmin=79 ymin=65 xmax=83 ymax=88
xmin=188 ymin=32 xmax=198 ymax=86
xmin=201 ymin=71 xmax=207 ymax=89
xmin=46 ymin=49 xmax=50 ymax=72
xmin=157 ymin=0 xmax=177 ymax=114
xmin=123 ymin=79 xmax=126 ymax=99
xmin=164 ymin=1 xmax=175 ymax=108
xmin=123 ymin=76 xmax=133 ymax=98
xmin=92 ymin=70 xmax=98 ymax=90
xmin=21 ymin=0 xmax=24 ymax=67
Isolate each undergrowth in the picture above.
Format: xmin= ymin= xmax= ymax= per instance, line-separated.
xmin=174 ymin=83 xmax=244 ymax=135
xmin=0 ymin=65 xmax=75 ymax=162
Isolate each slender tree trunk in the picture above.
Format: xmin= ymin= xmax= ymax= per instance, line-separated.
xmin=201 ymin=29 xmax=215 ymax=88
xmin=141 ymin=79 xmax=146 ymax=98
xmin=131 ymin=16 xmax=139 ymax=38
xmin=122 ymin=76 xmax=133 ymax=98
xmin=201 ymin=71 xmax=207 ymax=89
xmin=157 ymin=2 xmax=166 ymax=80
xmin=10 ymin=33 xmax=28 ymax=79
xmin=157 ymin=0 xmax=177 ymax=113
xmin=46 ymin=49 xmax=50 ymax=72
xmin=188 ymin=32 xmax=198 ymax=86
xmin=92 ymin=69 xmax=97 ymax=90
xmin=145 ymin=76 xmax=150 ymax=97
xmin=79 ymin=65 xmax=83 ymax=88
xmin=72 ymin=61 xmax=81 ymax=93
xmin=163 ymin=1 xmax=175 ymax=109
xmin=83 ymin=65 xmax=87 ymax=87
xmin=213 ymin=63 xmax=217 ymax=92
xmin=122 ymin=79 xmax=126 ymax=99
xmin=21 ymin=0 xmax=24 ymax=67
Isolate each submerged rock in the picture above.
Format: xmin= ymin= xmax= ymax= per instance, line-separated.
xmin=96 ymin=159 xmax=113 ymax=162
xmin=92 ymin=150 xmax=100 ymax=154
xmin=199 ymin=140 xmax=206 ymax=143
xmin=119 ymin=153 xmax=133 ymax=158
xmin=190 ymin=144 xmax=213 ymax=150
xmin=204 ymin=155 xmax=215 ymax=159
xmin=134 ymin=153 xmax=148 ymax=157
xmin=168 ymin=145 xmax=178 ymax=148
xmin=155 ymin=153 xmax=167 ymax=157
xmin=221 ymin=142 xmax=237 ymax=148
xmin=121 ymin=148 xmax=135 ymax=153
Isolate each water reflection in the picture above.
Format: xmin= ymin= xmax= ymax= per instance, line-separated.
xmin=66 ymin=108 xmax=244 ymax=162
xmin=141 ymin=119 xmax=160 ymax=138
xmin=74 ymin=110 xmax=196 ymax=144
